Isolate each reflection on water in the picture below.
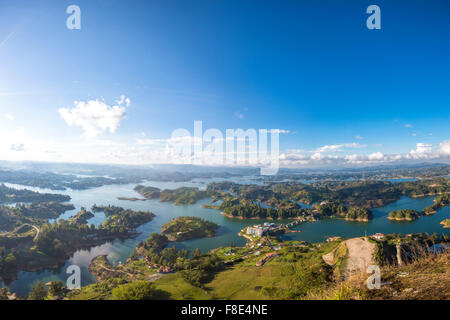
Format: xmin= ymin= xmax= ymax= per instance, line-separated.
xmin=1 ymin=178 xmax=449 ymax=297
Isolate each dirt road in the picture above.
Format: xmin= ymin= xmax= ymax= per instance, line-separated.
xmin=344 ymin=238 xmax=376 ymax=276
xmin=322 ymin=237 xmax=376 ymax=278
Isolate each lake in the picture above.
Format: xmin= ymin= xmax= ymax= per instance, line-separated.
xmin=1 ymin=178 xmax=449 ymax=297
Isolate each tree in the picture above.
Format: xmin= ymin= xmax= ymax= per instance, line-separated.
xmin=28 ymin=282 xmax=47 ymax=300
xmin=192 ymin=248 xmax=201 ymax=258
xmin=112 ymin=281 xmax=165 ymax=300
xmin=48 ymin=281 xmax=65 ymax=297
xmin=0 ymin=287 xmax=10 ymax=300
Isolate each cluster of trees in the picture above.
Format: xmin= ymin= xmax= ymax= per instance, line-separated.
xmin=180 ymin=254 xmax=223 ymax=288
xmin=98 ymin=206 xmax=155 ymax=230
xmin=133 ymin=185 xmax=161 ymax=199
xmin=28 ymin=281 xmax=67 ymax=300
xmin=388 ymin=209 xmax=420 ymax=221
xmin=316 ymin=202 xmax=373 ymax=221
xmin=14 ymin=202 xmax=75 ymax=220
xmin=161 ymin=216 xmax=219 ymax=241
xmin=423 ymin=194 xmax=450 ymax=215
xmin=160 ymin=187 xmax=208 ymax=205
xmin=0 ymin=184 xmax=70 ymax=204
xmin=69 ymin=208 xmax=94 ymax=224
xmin=35 ymin=221 xmax=100 ymax=257
xmin=218 ymin=196 xmax=309 ymax=219
xmin=136 ymin=233 xmax=189 ymax=267
xmin=396 ymin=178 xmax=450 ymax=197
xmin=0 ymin=206 xmax=32 ymax=231
xmin=92 ymin=205 xmax=155 ymax=230
xmin=136 ymin=232 xmax=223 ymax=287
xmin=112 ymin=281 xmax=169 ymax=300
xmin=221 ymin=200 xmax=277 ymax=219
xmin=134 ymin=185 xmax=208 ymax=205
xmin=0 ymin=204 xmax=49 ymax=232
xmin=0 ymin=247 xmax=18 ymax=283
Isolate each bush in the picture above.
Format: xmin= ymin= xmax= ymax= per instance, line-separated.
xmin=29 ymin=282 xmax=48 ymax=300
xmin=112 ymin=281 xmax=168 ymax=300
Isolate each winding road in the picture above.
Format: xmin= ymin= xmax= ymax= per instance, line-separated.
xmin=8 ymin=223 xmax=40 ymax=241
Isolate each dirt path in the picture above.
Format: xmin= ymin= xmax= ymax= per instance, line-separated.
xmin=322 ymin=237 xmax=376 ymax=278
xmin=97 ymin=264 xmax=135 ymax=278
xmin=344 ymin=238 xmax=376 ymax=277
xmin=6 ymin=223 xmax=40 ymax=241
xmin=146 ymin=273 xmax=166 ymax=282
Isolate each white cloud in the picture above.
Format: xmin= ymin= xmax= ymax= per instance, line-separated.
xmin=410 ymin=143 xmax=432 ymax=155
xmin=116 ymin=94 xmax=131 ymax=107
xmin=10 ymin=143 xmax=25 ymax=151
xmin=404 ymin=124 xmax=413 ymax=128
xmin=439 ymin=140 xmax=450 ymax=155
xmin=368 ymin=152 xmax=384 ymax=161
xmin=315 ymin=142 xmax=367 ymax=153
xmin=354 ymin=135 xmax=363 ymax=140
xmin=4 ymin=113 xmax=14 ymax=121
xmin=270 ymin=129 xmax=291 ymax=134
xmin=278 ymin=140 xmax=450 ymax=167
xmin=59 ymin=97 xmax=129 ymax=138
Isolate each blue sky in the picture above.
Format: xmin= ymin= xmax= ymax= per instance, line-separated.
xmin=0 ymin=0 xmax=449 ymax=167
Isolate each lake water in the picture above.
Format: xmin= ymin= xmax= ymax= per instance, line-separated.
xmin=1 ymin=178 xmax=449 ymax=297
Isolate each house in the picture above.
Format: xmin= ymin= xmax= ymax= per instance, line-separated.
xmin=256 ymin=252 xmax=279 ymax=267
xmin=266 ymin=252 xmax=278 ymax=258
xmin=370 ymin=233 xmax=384 ymax=240
xmin=158 ymin=266 xmax=171 ymax=273
xmin=326 ymin=236 xmax=342 ymax=242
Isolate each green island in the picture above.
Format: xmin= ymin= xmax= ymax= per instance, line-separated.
xmin=117 ymin=197 xmax=146 ymax=201
xmin=161 ymin=217 xmax=219 ymax=241
xmin=8 ymin=202 xmax=74 ymax=220
xmin=441 ymin=219 xmax=450 ymax=228
xmin=0 ymin=184 xmax=71 ymax=204
xmin=134 ymin=185 xmax=208 ymax=205
xmin=69 ymin=208 xmax=94 ymax=224
xmin=388 ymin=209 xmax=420 ymax=221
xmin=315 ymin=202 xmax=373 ymax=221
xmin=133 ymin=185 xmax=161 ymax=199
xmin=423 ymin=194 xmax=450 ymax=215
xmin=91 ymin=205 xmax=155 ymax=230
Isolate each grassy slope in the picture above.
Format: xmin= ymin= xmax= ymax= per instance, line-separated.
xmin=203 ymin=241 xmax=341 ymax=300
xmin=151 ymin=274 xmax=211 ymax=300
